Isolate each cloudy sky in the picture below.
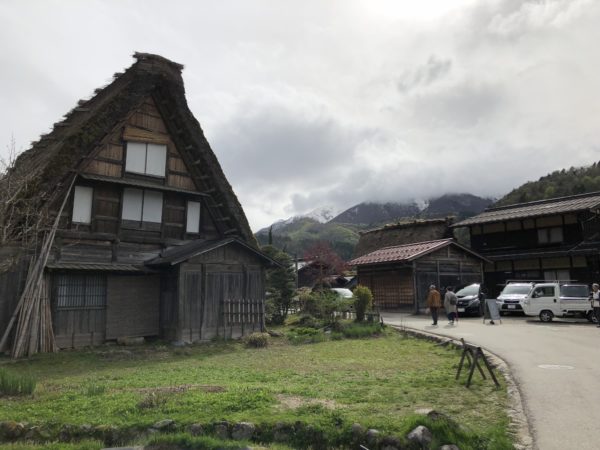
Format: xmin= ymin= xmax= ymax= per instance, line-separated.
xmin=1 ymin=0 xmax=599 ymax=230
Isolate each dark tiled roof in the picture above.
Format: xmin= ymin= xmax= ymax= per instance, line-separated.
xmin=454 ymin=192 xmax=600 ymax=227
xmin=349 ymin=238 xmax=487 ymax=266
xmin=146 ymin=238 xmax=278 ymax=266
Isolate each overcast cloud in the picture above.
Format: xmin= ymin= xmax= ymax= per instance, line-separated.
xmin=1 ymin=0 xmax=599 ymax=230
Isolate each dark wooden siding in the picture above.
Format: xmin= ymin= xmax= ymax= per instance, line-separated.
xmin=92 ymin=184 xmax=120 ymax=234
xmin=0 ymin=254 xmax=29 ymax=340
xmin=358 ymin=266 xmax=413 ymax=309
xmin=52 ymin=273 xmax=107 ymax=348
xmin=106 ymin=275 xmax=160 ymax=339
xmin=174 ymin=243 xmax=265 ymax=342
xmin=160 ymin=267 xmax=179 ymax=341
xmin=470 ymin=213 xmax=584 ymax=252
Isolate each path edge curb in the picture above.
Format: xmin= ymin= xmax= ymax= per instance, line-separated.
xmin=389 ymin=324 xmax=534 ymax=450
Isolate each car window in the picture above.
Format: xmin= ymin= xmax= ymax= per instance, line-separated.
xmin=560 ymin=285 xmax=589 ymax=298
xmin=501 ymin=285 xmax=531 ymax=295
xmin=534 ymin=286 xmax=555 ymax=297
xmin=456 ymin=284 xmax=479 ymax=296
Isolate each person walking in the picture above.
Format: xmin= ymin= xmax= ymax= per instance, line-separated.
xmin=591 ymin=283 xmax=600 ymax=327
xmin=444 ymin=286 xmax=458 ymax=325
xmin=426 ymin=284 xmax=442 ymax=325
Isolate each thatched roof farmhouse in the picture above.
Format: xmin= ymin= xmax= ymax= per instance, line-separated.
xmin=0 ymin=53 xmax=273 ymax=357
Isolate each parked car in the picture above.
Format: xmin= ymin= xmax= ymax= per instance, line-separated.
xmin=496 ymin=282 xmax=534 ymax=315
xmin=330 ymin=288 xmax=353 ymax=299
xmin=455 ymin=283 xmax=485 ymax=316
xmin=522 ymin=283 xmax=593 ymax=322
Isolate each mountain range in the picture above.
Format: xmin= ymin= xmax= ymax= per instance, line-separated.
xmin=255 ymin=193 xmax=494 ymax=260
xmin=256 ymin=160 xmax=600 ymax=261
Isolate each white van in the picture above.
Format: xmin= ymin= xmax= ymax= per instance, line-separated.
xmin=522 ymin=283 xmax=593 ymax=322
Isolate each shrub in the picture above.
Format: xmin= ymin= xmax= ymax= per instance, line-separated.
xmin=341 ymin=322 xmax=382 ymax=339
xmin=296 ymin=314 xmax=324 ymax=329
xmin=0 ymin=368 xmax=36 ymax=396
xmin=300 ymin=290 xmax=351 ymax=324
xmin=245 ymin=332 xmax=269 ymax=348
xmin=353 ymin=285 xmax=373 ymax=322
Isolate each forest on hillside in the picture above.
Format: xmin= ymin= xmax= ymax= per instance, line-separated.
xmin=496 ymin=161 xmax=600 ymax=206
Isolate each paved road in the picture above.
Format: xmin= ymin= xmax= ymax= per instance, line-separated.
xmin=382 ymin=312 xmax=600 ymax=450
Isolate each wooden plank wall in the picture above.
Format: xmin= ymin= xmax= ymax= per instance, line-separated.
xmin=84 ymin=96 xmax=197 ymax=191
xmin=159 ymin=268 xmax=179 ymax=341
xmin=0 ymin=256 xmax=29 ymax=341
xmin=52 ymin=273 xmax=107 ymax=348
xmin=176 ymin=244 xmax=265 ymax=342
xmin=74 ymin=95 xmax=221 ymax=243
xmin=106 ymin=275 xmax=160 ymax=339
xmin=358 ymin=266 xmax=414 ymax=309
xmin=92 ymin=184 xmax=120 ymax=234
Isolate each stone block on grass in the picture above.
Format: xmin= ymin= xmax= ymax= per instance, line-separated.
xmin=407 ymin=425 xmax=433 ymax=447
xmin=232 ymin=422 xmax=256 ymax=440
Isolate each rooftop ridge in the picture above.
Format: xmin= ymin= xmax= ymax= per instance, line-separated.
xmin=360 ymin=217 xmax=451 ymax=235
xmin=375 ymin=237 xmax=453 ymax=252
xmin=133 ymin=52 xmax=184 ymax=71
xmin=488 ymin=190 xmax=600 ymax=212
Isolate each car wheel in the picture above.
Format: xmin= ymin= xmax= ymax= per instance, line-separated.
xmin=539 ymin=310 xmax=554 ymax=323
xmin=587 ymin=311 xmax=598 ymax=323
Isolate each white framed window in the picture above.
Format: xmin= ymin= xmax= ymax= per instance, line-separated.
xmin=122 ymin=188 xmax=163 ymax=223
xmin=72 ymin=186 xmax=93 ymax=224
xmin=537 ymin=227 xmax=563 ymax=244
xmin=125 ymin=142 xmax=166 ymax=177
xmin=186 ymin=201 xmax=201 ymax=233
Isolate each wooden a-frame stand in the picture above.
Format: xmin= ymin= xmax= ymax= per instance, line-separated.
xmin=455 ymin=338 xmax=500 ymax=388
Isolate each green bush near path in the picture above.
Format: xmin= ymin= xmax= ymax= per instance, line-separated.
xmin=0 ymin=326 xmax=512 ymax=449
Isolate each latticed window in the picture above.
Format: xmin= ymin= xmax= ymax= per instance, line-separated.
xmin=55 ymin=274 xmax=107 ymax=309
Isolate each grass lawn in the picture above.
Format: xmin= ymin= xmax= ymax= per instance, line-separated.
xmin=0 ymin=326 xmax=512 ymax=449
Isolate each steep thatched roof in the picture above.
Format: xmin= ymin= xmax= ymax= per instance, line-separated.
xmin=5 ymin=52 xmax=254 ymax=244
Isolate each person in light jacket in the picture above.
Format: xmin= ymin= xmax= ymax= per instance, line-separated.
xmin=591 ymin=283 xmax=600 ymax=327
xmin=426 ymin=284 xmax=442 ymax=325
xmin=444 ymin=286 xmax=458 ymax=325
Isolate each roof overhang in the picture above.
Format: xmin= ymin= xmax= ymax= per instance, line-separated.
xmin=145 ymin=237 xmax=280 ymax=267
xmin=45 ymin=262 xmax=154 ymax=272
xmin=349 ymin=239 xmax=491 ymax=267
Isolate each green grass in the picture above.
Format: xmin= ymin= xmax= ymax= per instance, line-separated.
xmin=0 ymin=330 xmax=512 ymax=449
xmin=0 ymin=367 xmax=36 ymax=396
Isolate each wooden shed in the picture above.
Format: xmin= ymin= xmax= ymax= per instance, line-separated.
xmin=349 ymin=239 xmax=488 ymax=312
xmin=0 ymin=53 xmax=274 ymax=355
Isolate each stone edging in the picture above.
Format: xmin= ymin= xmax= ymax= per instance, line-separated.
xmin=391 ymin=325 xmax=533 ymax=450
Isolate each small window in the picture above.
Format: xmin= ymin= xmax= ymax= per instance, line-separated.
xmin=534 ymin=286 xmax=556 ymax=297
xmin=538 ymin=227 xmax=563 ymax=244
xmin=186 ymin=201 xmax=201 ymax=233
xmin=122 ymin=188 xmax=163 ymax=223
xmin=56 ymin=274 xmax=106 ymax=309
xmin=125 ymin=142 xmax=166 ymax=177
xmin=72 ymin=186 xmax=93 ymax=224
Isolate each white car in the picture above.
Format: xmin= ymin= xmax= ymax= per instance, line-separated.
xmin=330 ymin=288 xmax=353 ymax=299
xmin=496 ymin=282 xmax=534 ymax=315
